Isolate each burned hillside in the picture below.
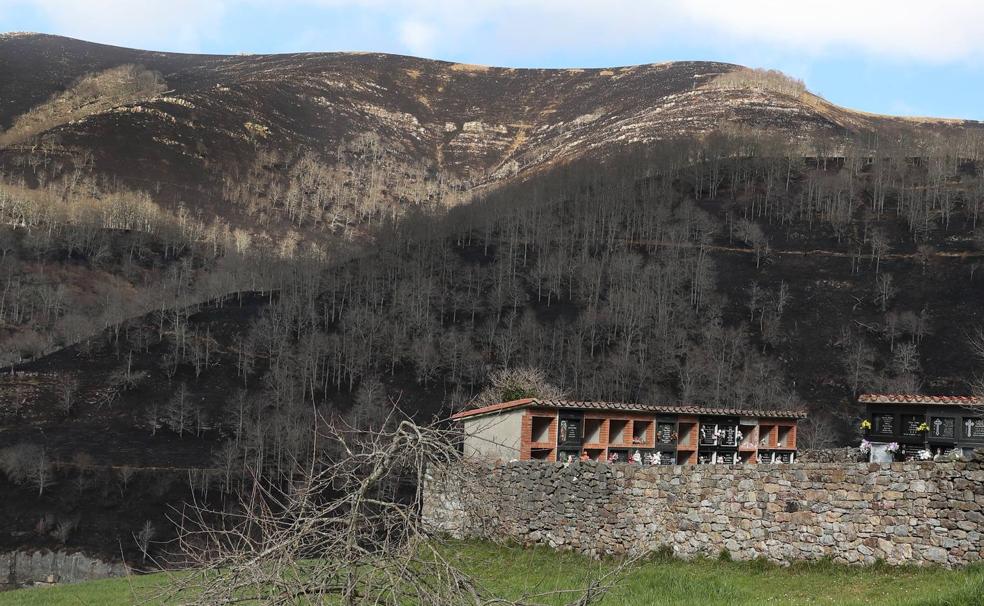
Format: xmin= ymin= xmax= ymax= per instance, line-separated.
xmin=2 ymin=134 xmax=984 ymax=555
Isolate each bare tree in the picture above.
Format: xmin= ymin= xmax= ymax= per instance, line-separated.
xmin=708 ymin=67 xmax=807 ymax=96
xmin=469 ymin=367 xmax=566 ymax=409
xmin=968 ymin=323 xmax=984 ymax=365
xmin=734 ymin=218 xmax=769 ymax=268
xmin=57 ymin=375 xmax=80 ymax=416
xmin=162 ymin=416 xmax=628 ymax=606
xmin=868 ymin=228 xmax=890 ymax=275
xmin=52 ymin=517 xmax=78 ymax=545
xmin=841 ymin=337 xmax=876 ymax=395
xmin=31 ymin=446 xmax=52 ymax=496
xmin=887 ymin=342 xmax=922 ymax=393
xmin=966 ymin=324 xmax=984 ymax=406
xmin=875 ymin=273 xmax=896 ymax=312
xmin=134 ymin=521 xmax=156 ymax=564
xmin=797 ymin=414 xmax=837 ymax=450
xmin=0 ymin=443 xmax=52 ymax=495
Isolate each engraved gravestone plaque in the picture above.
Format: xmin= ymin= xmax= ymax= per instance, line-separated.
xmin=902 ymin=416 xmax=923 ymax=436
xmin=873 ymin=414 xmax=894 ymax=435
xmin=930 ymin=417 xmax=954 ymax=439
xmin=964 ymin=418 xmax=984 ymax=439
xmin=567 ymin=420 xmax=580 ymax=442
xmin=774 ymin=452 xmax=793 ymax=464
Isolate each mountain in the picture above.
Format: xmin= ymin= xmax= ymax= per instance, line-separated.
xmin=3 ymin=33 xmax=982 ymax=237
xmin=3 ymin=33 xmax=984 ymax=562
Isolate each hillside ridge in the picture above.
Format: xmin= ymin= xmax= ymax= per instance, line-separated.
xmin=4 ymin=33 xmax=981 ymax=239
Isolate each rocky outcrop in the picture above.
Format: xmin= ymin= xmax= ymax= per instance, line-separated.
xmin=424 ymin=453 xmax=984 ymax=567
xmin=0 ymin=549 xmax=127 ymax=589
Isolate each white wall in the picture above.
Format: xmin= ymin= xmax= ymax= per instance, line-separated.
xmin=462 ymin=410 xmax=525 ymax=461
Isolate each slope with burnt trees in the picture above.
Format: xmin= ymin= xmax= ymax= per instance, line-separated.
xmin=4 ymin=33 xmax=984 ymax=241
xmin=3 ymin=132 xmax=984 ymax=557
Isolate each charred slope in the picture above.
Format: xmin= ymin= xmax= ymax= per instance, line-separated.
xmin=2 ymin=144 xmax=984 ymax=557
xmin=3 ymin=34 xmax=982 ymax=235
xmin=2 ymin=145 xmax=983 ymax=465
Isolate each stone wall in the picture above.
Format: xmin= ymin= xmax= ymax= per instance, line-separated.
xmin=423 ymin=454 xmax=984 ymax=567
xmin=796 ymin=448 xmax=862 ymax=463
xmin=0 ymin=550 xmax=127 ymax=589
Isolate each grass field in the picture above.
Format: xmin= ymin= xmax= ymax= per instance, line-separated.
xmin=1 ymin=541 xmax=982 ymax=605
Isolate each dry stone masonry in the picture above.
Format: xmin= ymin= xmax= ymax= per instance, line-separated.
xmin=424 ymin=453 xmax=984 ymax=567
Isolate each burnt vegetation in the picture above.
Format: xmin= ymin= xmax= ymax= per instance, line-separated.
xmin=3 ymin=130 xmax=984 ymax=558
xmin=2 ymin=34 xmax=984 ymax=563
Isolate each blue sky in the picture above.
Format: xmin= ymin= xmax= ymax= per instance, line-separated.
xmin=1 ymin=0 xmax=983 ymax=120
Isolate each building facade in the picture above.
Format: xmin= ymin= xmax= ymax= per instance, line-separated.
xmin=452 ymin=398 xmax=806 ymax=465
xmin=859 ymin=393 xmax=984 ymax=459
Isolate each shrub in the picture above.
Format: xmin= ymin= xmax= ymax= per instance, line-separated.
xmin=0 ymin=442 xmax=42 ymax=483
xmin=470 ymin=367 xmax=565 ymax=408
xmin=708 ymin=68 xmax=807 ymax=97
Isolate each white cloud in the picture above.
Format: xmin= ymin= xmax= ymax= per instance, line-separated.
xmin=0 ymin=0 xmax=228 ymax=51
xmin=397 ymin=18 xmax=436 ymax=57
xmin=3 ymin=0 xmax=984 ymax=64
xmin=310 ymin=0 xmax=984 ymax=64
xmin=677 ymin=0 xmax=984 ymax=63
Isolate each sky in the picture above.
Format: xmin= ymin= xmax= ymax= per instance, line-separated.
xmin=1 ymin=0 xmax=983 ymax=120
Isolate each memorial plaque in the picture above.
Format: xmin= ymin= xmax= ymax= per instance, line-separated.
xmin=774 ymin=452 xmax=793 ymax=464
xmin=658 ymin=452 xmax=676 ymax=465
xmin=657 ymin=422 xmax=675 ymax=444
xmin=566 ymin=420 xmax=580 ymax=443
xmin=930 ymin=417 xmax=954 ymax=439
xmin=723 ymin=426 xmax=737 ymax=447
xmin=902 ymin=444 xmax=924 ymax=459
xmin=558 ymin=419 xmax=581 ymax=444
xmin=873 ymin=413 xmax=895 ymax=435
xmin=902 ymin=415 xmax=923 ymax=437
xmin=699 ymin=425 xmax=717 ymax=445
xmin=963 ymin=418 xmax=984 ymax=439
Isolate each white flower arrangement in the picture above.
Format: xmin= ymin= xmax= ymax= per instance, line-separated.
xmin=859 ymin=439 xmax=871 ymax=455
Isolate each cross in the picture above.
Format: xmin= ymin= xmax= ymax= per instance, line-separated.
xmin=933 ymin=418 xmax=942 ymax=435
xmin=966 ymin=419 xmax=975 ymax=437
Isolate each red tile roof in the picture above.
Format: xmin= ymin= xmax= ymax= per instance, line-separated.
xmin=451 ymin=398 xmax=807 ymax=421
xmin=859 ymin=393 xmax=984 ymax=407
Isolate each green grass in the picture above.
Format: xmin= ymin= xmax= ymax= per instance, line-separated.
xmin=0 ymin=572 xmax=174 ymax=606
xmin=2 ymin=541 xmax=983 ymax=605
xmin=452 ymin=542 xmax=984 ymax=605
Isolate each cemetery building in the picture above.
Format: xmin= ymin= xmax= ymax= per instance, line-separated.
xmin=859 ymin=393 xmax=984 ymax=460
xmin=451 ymin=398 xmax=806 ymax=465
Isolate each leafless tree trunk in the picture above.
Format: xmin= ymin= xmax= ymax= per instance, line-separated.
xmin=161 ymin=415 xmax=630 ymax=605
